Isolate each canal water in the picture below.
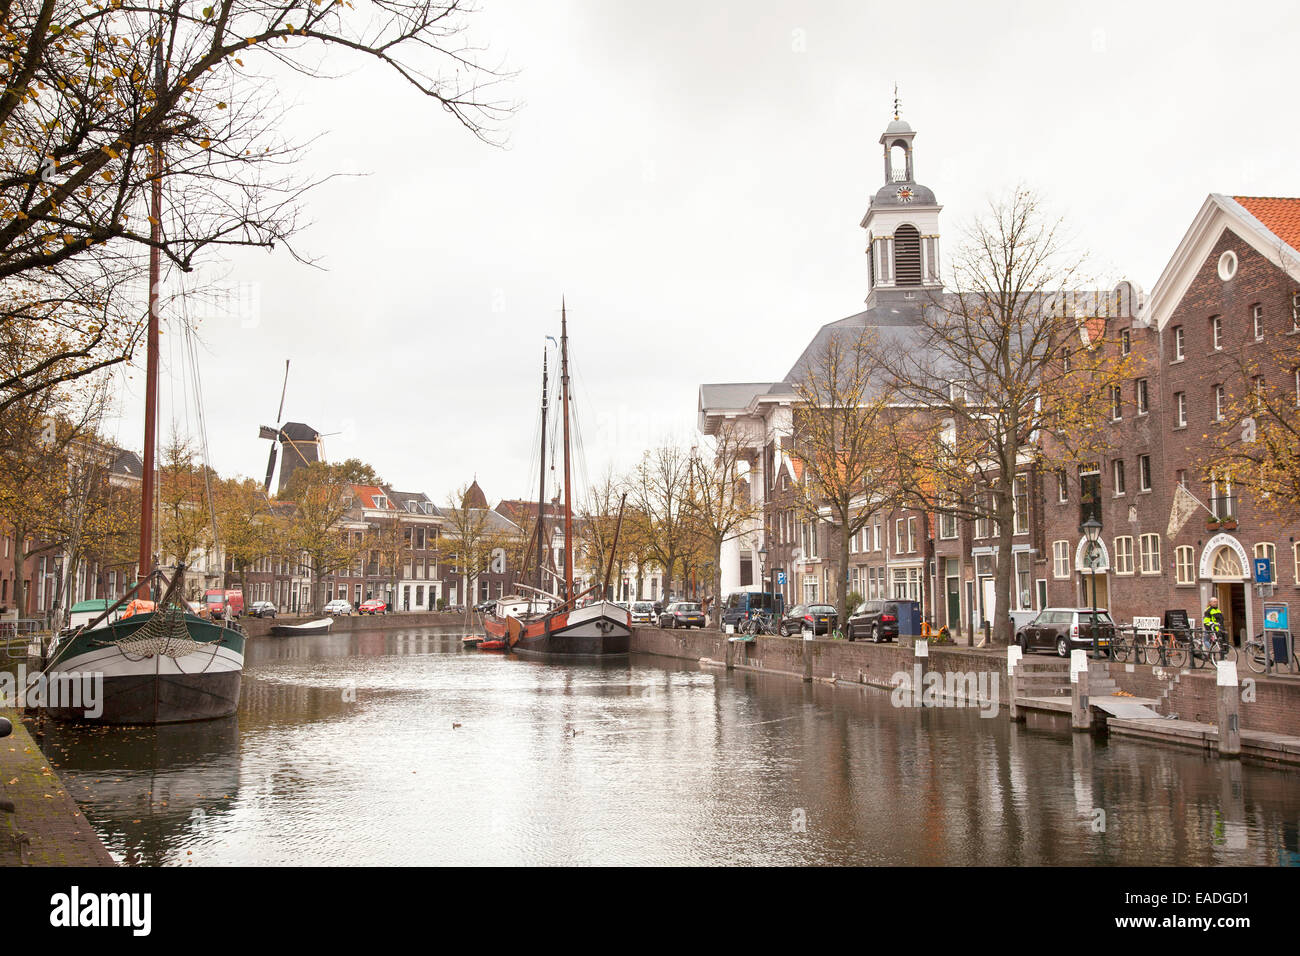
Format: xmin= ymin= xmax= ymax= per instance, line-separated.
xmin=21 ymin=626 xmax=1300 ymax=865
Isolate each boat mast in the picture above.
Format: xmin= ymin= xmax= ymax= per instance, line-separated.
xmin=135 ymin=19 xmax=165 ymax=598
xmin=560 ymin=300 xmax=574 ymax=604
xmin=535 ymin=347 xmax=548 ymax=593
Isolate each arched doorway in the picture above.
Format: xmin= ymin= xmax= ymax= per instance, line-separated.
xmin=1200 ymin=535 xmax=1251 ymax=647
xmin=1074 ymin=537 xmax=1110 ymax=611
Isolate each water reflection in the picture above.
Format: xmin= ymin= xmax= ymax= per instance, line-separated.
xmin=27 ymin=627 xmax=1300 ymax=866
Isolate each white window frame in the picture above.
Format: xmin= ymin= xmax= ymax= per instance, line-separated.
xmin=1253 ymin=303 xmax=1264 ymax=341
xmin=1215 ymin=384 xmax=1226 ymax=421
xmin=1052 ymin=540 xmax=1070 ymax=579
xmin=1211 ymin=314 xmax=1223 ymax=350
xmin=1136 ymin=378 xmax=1148 ymax=415
xmin=906 ymin=516 xmax=917 ymax=553
xmin=1113 ymin=459 xmax=1126 ymax=496
xmin=1113 ymin=536 xmax=1134 ymax=575
xmin=1139 ymin=454 xmax=1152 ymax=493
xmin=1173 ymin=325 xmax=1185 ymax=360
xmin=1175 ymin=391 xmax=1187 ymax=427
xmin=1013 ymin=475 xmax=1029 ymax=535
xmin=1110 ymin=384 xmax=1122 ymax=421
xmin=1140 ymin=533 xmax=1161 ymax=574
xmin=1176 ymin=545 xmax=1195 ymax=585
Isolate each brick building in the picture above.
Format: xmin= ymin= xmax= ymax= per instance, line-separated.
xmin=699 ymin=108 xmax=1300 ymax=643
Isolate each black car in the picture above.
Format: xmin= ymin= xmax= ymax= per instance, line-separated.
xmin=658 ymin=602 xmax=705 ymax=629
xmin=846 ymin=600 xmax=904 ymax=643
xmin=778 ymin=604 xmax=836 ymax=636
xmin=249 ymin=600 xmax=277 ymax=619
xmin=1015 ymin=607 xmax=1116 ymax=657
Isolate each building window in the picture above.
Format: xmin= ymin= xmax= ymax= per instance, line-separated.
xmin=874 ymin=520 xmax=882 ymax=551
xmin=1176 ymin=546 xmax=1195 ymax=585
xmin=1173 ymin=325 xmax=1185 ymax=360
xmin=1120 ymin=329 xmax=1131 ymax=356
xmin=1113 ymin=536 xmax=1134 ymax=575
xmin=1013 ymin=476 xmax=1029 ymax=534
xmin=939 ymin=508 xmax=958 ymax=541
xmin=1252 ymin=303 xmax=1264 ymax=341
xmin=1209 ymin=472 xmax=1235 ymax=518
xmin=1218 ymin=251 xmax=1237 ymax=280
xmin=1139 ymin=454 xmax=1152 ymax=492
xmin=1053 ymin=540 xmax=1070 ymax=579
xmin=895 ymin=519 xmax=905 ymax=554
xmin=1175 ymin=391 xmax=1187 ymax=427
xmin=1057 ymin=469 xmax=1068 ymax=503
xmin=1135 ymin=378 xmax=1149 ymax=415
xmin=1211 ymin=314 xmax=1223 ymax=349
xmin=1015 ymin=552 xmax=1031 ymax=610
xmin=1292 ymin=291 xmax=1300 ymax=331
xmin=1255 ymin=542 xmax=1276 ymax=581
xmin=1214 ymin=384 xmax=1226 ymax=421
xmin=1110 ymin=385 xmax=1122 ymax=421
xmin=1295 ymin=368 xmax=1300 ymax=407
xmin=906 ymin=516 xmax=916 ymax=553
xmin=1112 ymin=459 xmax=1126 ymax=496
xmin=739 ymin=550 xmax=753 ymax=587
xmin=1140 ymin=534 xmax=1161 ymax=574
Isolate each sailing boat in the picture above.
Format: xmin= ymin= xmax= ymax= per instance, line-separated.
xmin=482 ymin=303 xmax=632 ymax=656
xmin=38 ymin=37 xmax=245 ymax=723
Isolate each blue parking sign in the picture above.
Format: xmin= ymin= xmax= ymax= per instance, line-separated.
xmin=776 ymin=571 xmax=786 ymax=587
xmin=1254 ymin=557 xmax=1273 ymax=583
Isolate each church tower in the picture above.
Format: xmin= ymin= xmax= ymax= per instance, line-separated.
xmin=860 ymin=98 xmax=943 ymax=308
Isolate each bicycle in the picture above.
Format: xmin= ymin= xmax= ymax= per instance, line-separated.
xmin=742 ymin=610 xmax=778 ymax=636
xmin=1192 ymin=622 xmax=1236 ymax=667
xmin=1128 ymin=627 xmax=1188 ymax=668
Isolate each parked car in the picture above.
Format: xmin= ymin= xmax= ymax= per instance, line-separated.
xmin=324 ymin=599 xmax=352 ymax=616
xmin=630 ymin=601 xmax=656 ymax=625
xmin=779 ymin=603 xmax=836 ymax=636
xmin=658 ymin=602 xmax=705 ymax=629
xmin=846 ymin=600 xmax=913 ymax=643
xmin=720 ymin=591 xmax=780 ymax=630
xmin=475 ymin=600 xmax=495 ymax=613
xmin=249 ymin=601 xmax=277 ymax=619
xmin=1015 ymin=607 xmax=1117 ymax=657
xmin=359 ymin=599 xmax=389 ymax=615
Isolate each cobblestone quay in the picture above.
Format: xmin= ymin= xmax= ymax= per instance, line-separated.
xmin=0 ymin=710 xmax=115 ymax=866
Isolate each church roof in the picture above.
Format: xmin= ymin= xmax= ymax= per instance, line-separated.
xmin=782 ymin=301 xmax=941 ymax=384
xmin=462 ymin=480 xmax=488 ymax=510
xmin=870 ymin=182 xmax=938 ymax=208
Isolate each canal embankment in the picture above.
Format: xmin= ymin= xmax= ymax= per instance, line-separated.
xmin=630 ymin=626 xmax=1300 ymax=763
xmin=0 ymin=710 xmax=115 ymax=866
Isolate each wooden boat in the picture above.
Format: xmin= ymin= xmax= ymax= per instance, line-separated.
xmin=479 ymin=639 xmax=506 ymax=651
xmin=482 ymin=303 xmax=631 ymax=657
xmin=269 ymin=618 xmax=334 ymax=637
xmin=41 ymin=92 xmax=244 ymax=725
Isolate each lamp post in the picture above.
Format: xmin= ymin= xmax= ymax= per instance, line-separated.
xmin=1082 ymin=517 xmax=1101 ymax=649
xmin=758 ymin=546 xmax=768 ymax=618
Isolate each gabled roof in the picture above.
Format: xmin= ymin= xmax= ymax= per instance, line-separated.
xmin=388 ymin=488 xmax=440 ymax=517
xmin=1146 ymin=193 xmax=1300 ymax=331
xmin=350 ymin=484 xmax=393 ymax=510
xmin=1233 ymin=196 xmax=1300 ymax=254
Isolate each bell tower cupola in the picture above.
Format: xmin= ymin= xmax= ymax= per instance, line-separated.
xmin=861 ymin=91 xmax=943 ymax=308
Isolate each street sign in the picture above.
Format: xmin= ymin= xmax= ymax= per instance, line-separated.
xmin=776 ymin=571 xmax=786 ymax=587
xmin=1254 ymin=557 xmax=1273 ymax=584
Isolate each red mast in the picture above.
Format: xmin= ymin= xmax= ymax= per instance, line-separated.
xmin=560 ymin=299 xmax=573 ymax=604
xmin=136 ymin=29 xmax=164 ymax=595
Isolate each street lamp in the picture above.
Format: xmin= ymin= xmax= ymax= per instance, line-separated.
xmin=1082 ymin=517 xmax=1102 ymax=648
xmin=757 ymin=546 xmax=768 ymax=617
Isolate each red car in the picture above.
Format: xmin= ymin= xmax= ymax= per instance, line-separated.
xmin=359 ymin=599 xmax=389 ymax=615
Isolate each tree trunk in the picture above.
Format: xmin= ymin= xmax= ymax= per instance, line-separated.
xmin=711 ymin=542 xmax=724 ymax=628
xmin=993 ymin=491 xmax=1015 ymax=646
xmin=12 ymin=536 xmax=27 ymax=617
xmin=838 ymin=520 xmax=851 ymax=633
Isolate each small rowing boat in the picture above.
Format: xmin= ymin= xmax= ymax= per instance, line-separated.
xmin=269 ymin=618 xmax=334 ymax=637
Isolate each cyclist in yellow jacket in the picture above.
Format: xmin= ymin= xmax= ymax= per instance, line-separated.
xmin=1202 ymin=598 xmax=1225 ymax=655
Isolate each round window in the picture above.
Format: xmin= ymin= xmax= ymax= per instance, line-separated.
xmin=1217 ymin=250 xmax=1238 ymax=280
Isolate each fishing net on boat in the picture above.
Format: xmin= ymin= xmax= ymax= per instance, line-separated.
xmin=108 ymin=592 xmax=215 ymax=660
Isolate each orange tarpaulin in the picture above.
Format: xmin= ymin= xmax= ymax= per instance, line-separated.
xmin=119 ymin=599 xmax=156 ymax=619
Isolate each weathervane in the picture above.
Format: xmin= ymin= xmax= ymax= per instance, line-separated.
xmin=893 ymin=82 xmax=901 ymax=121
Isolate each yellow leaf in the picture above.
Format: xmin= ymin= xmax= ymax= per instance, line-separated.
xmin=200 ymin=139 xmax=210 ymax=148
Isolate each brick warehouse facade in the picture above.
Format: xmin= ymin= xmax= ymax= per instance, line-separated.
xmin=699 ymin=109 xmax=1300 ymax=643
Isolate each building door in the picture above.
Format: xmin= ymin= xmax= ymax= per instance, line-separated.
xmin=1216 ymin=582 xmax=1247 ymax=647
xmin=1079 ymin=572 xmax=1109 ymax=612
xmin=946 ymin=573 xmax=960 ymax=629
xmin=965 ymin=580 xmax=975 ymax=640
xmin=980 ymin=577 xmax=996 ymax=630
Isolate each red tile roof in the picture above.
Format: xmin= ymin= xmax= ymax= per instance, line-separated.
xmin=1233 ymin=196 xmax=1300 ymax=252
xmin=350 ymin=484 xmax=392 ymax=510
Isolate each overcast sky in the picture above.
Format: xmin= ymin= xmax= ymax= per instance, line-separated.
xmin=104 ymin=0 xmax=1300 ymax=507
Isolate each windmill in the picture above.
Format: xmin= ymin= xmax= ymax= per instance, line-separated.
xmin=257 ymin=360 xmax=323 ymax=496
